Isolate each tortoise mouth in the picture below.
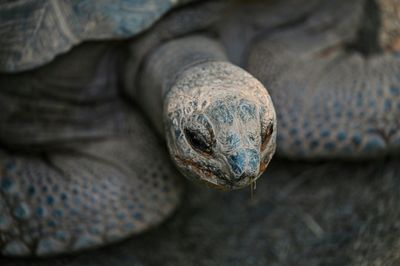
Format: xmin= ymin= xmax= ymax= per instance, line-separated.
xmin=174 ymin=155 xmax=261 ymax=190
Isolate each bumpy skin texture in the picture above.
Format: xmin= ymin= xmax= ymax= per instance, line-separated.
xmin=246 ymin=0 xmax=400 ymax=158
xmin=0 ymin=1 xmax=229 ymax=257
xmin=0 ymin=108 xmax=181 ymax=256
xmin=0 ymin=44 xmax=128 ymax=147
xmin=0 ymin=0 xmax=189 ymax=72
xmin=165 ymin=61 xmax=276 ymax=189
xmin=0 ymin=0 xmax=399 ymax=258
xmin=137 ymin=35 xmax=277 ymax=189
xmin=0 ymin=42 xmax=182 ymax=256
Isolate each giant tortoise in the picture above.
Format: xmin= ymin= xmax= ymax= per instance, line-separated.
xmin=0 ymin=0 xmax=399 ymax=256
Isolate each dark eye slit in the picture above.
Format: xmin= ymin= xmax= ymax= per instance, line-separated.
xmin=261 ymin=123 xmax=274 ymax=151
xmin=184 ymin=128 xmax=212 ymax=155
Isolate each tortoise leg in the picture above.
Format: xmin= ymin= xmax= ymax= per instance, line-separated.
xmin=247 ymin=1 xmax=400 ymax=158
xmin=0 ymin=107 xmax=181 ymax=256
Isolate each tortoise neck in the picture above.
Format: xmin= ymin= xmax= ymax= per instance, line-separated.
xmin=135 ymin=35 xmax=228 ymax=136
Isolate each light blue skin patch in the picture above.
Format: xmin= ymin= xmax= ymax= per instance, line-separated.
xmin=210 ymin=101 xmax=234 ymax=125
xmin=384 ymin=98 xmax=393 ymax=112
xmin=1 ymin=177 xmax=14 ymax=192
xmin=363 ymin=137 xmax=386 ymax=152
xmin=227 ymin=149 xmax=260 ymax=179
xmin=239 ymin=99 xmax=257 ymax=121
xmin=390 ymin=85 xmax=400 ymax=96
xmin=336 ymin=131 xmax=347 ymax=141
xmin=226 ymin=132 xmax=241 ymax=149
xmin=206 ymin=98 xmax=261 ymax=180
xmin=228 ymin=151 xmax=246 ymax=177
xmin=13 ymin=203 xmax=31 ymax=220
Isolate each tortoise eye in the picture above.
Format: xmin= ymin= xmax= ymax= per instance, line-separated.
xmin=184 ymin=128 xmax=213 ymax=155
xmin=261 ymin=123 xmax=274 ymax=151
xmin=184 ymin=114 xmax=215 ymax=155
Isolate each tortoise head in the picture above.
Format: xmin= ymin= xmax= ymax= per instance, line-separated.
xmin=164 ymin=62 xmax=276 ymax=190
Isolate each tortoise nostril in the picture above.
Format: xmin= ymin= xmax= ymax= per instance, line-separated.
xmin=227 ymin=149 xmax=260 ymax=181
xmin=234 ymin=172 xmax=258 ymax=182
xmin=228 ymin=152 xmax=246 ymax=177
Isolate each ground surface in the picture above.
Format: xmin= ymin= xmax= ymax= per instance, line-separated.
xmin=1 ymin=157 xmax=400 ymax=266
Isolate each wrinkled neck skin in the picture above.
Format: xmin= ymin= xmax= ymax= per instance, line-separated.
xmin=137 ymin=35 xmax=276 ymax=190
xmin=137 ymin=36 xmax=228 ymax=135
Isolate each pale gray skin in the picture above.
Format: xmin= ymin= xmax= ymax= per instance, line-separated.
xmin=164 ymin=60 xmax=276 ymax=190
xmin=138 ymin=36 xmax=276 ymax=189
xmin=0 ymin=0 xmax=399 ymax=257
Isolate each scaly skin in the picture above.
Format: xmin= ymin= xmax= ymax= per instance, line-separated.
xmin=0 ymin=44 xmax=182 ymax=256
xmin=0 ymin=107 xmax=181 ymax=256
xmin=0 ymin=3 xmax=276 ymax=256
xmin=247 ymin=0 xmax=400 ymax=158
xmin=0 ymin=0 xmax=399 ymax=257
xmin=165 ymin=61 xmax=276 ymax=189
xmin=138 ymin=35 xmax=276 ymax=189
